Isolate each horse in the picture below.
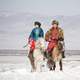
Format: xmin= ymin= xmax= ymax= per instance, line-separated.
xmin=47 ymin=41 xmax=63 ymax=71
xmin=32 ymin=38 xmax=46 ymax=72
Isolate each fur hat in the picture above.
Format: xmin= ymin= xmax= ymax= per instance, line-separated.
xmin=52 ymin=20 xmax=59 ymax=25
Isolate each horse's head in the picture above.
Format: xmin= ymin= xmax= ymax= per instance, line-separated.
xmin=35 ymin=38 xmax=45 ymax=51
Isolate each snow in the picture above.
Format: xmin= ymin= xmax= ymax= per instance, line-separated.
xmin=0 ymin=55 xmax=80 ymax=80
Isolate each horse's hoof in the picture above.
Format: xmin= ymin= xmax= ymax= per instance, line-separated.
xmin=31 ymin=69 xmax=36 ymax=72
xmin=60 ymin=68 xmax=63 ymax=71
xmin=50 ymin=68 xmax=52 ymax=71
xmin=50 ymin=68 xmax=53 ymax=71
xmin=53 ymin=68 xmax=55 ymax=71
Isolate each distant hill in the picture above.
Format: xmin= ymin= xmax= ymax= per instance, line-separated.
xmin=0 ymin=50 xmax=80 ymax=56
xmin=0 ymin=10 xmax=80 ymax=50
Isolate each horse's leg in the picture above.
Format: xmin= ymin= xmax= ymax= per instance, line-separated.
xmin=59 ymin=59 xmax=62 ymax=71
xmin=40 ymin=64 xmax=42 ymax=72
xmin=47 ymin=59 xmax=52 ymax=71
xmin=35 ymin=58 xmax=42 ymax=72
xmin=34 ymin=59 xmax=37 ymax=71
xmin=51 ymin=47 xmax=57 ymax=71
xmin=28 ymin=52 xmax=35 ymax=72
xmin=53 ymin=61 xmax=56 ymax=70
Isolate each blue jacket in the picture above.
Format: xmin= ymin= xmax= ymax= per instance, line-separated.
xmin=29 ymin=27 xmax=44 ymax=41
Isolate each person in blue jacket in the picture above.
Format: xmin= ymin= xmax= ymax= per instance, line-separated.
xmin=29 ymin=22 xmax=44 ymax=41
xmin=28 ymin=21 xmax=44 ymax=71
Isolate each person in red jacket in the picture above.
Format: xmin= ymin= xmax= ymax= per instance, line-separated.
xmin=45 ymin=20 xmax=65 ymax=70
xmin=45 ymin=20 xmax=64 ymax=57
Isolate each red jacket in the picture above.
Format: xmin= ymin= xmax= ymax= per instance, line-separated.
xmin=45 ymin=27 xmax=59 ymax=52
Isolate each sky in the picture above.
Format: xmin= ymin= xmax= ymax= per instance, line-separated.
xmin=0 ymin=0 xmax=80 ymax=50
xmin=0 ymin=0 xmax=80 ymax=16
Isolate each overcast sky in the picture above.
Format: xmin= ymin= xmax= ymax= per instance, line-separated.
xmin=0 ymin=0 xmax=80 ymax=50
xmin=0 ymin=0 xmax=80 ymax=16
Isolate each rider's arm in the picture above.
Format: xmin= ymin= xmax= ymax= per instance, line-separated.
xmin=39 ymin=28 xmax=44 ymax=38
xmin=45 ymin=29 xmax=52 ymax=41
xmin=28 ymin=29 xmax=34 ymax=42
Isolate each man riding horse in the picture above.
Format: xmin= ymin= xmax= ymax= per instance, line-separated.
xmin=28 ymin=21 xmax=44 ymax=71
xmin=45 ymin=20 xmax=65 ymax=70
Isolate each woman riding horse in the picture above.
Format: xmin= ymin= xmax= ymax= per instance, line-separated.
xmin=45 ymin=20 xmax=64 ymax=71
xmin=28 ymin=21 xmax=44 ymax=72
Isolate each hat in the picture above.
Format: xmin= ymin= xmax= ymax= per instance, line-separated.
xmin=52 ymin=20 xmax=59 ymax=25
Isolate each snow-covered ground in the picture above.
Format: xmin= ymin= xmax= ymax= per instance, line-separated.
xmin=0 ymin=54 xmax=80 ymax=80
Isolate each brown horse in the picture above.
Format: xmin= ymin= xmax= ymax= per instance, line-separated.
xmin=47 ymin=41 xmax=63 ymax=71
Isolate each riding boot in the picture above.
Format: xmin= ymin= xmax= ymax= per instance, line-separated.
xmin=62 ymin=51 xmax=65 ymax=58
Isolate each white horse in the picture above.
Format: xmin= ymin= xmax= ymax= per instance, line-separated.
xmin=33 ymin=38 xmax=46 ymax=72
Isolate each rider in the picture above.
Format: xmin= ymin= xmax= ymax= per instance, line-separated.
xmin=28 ymin=21 xmax=44 ymax=70
xmin=45 ymin=20 xmax=65 ymax=58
